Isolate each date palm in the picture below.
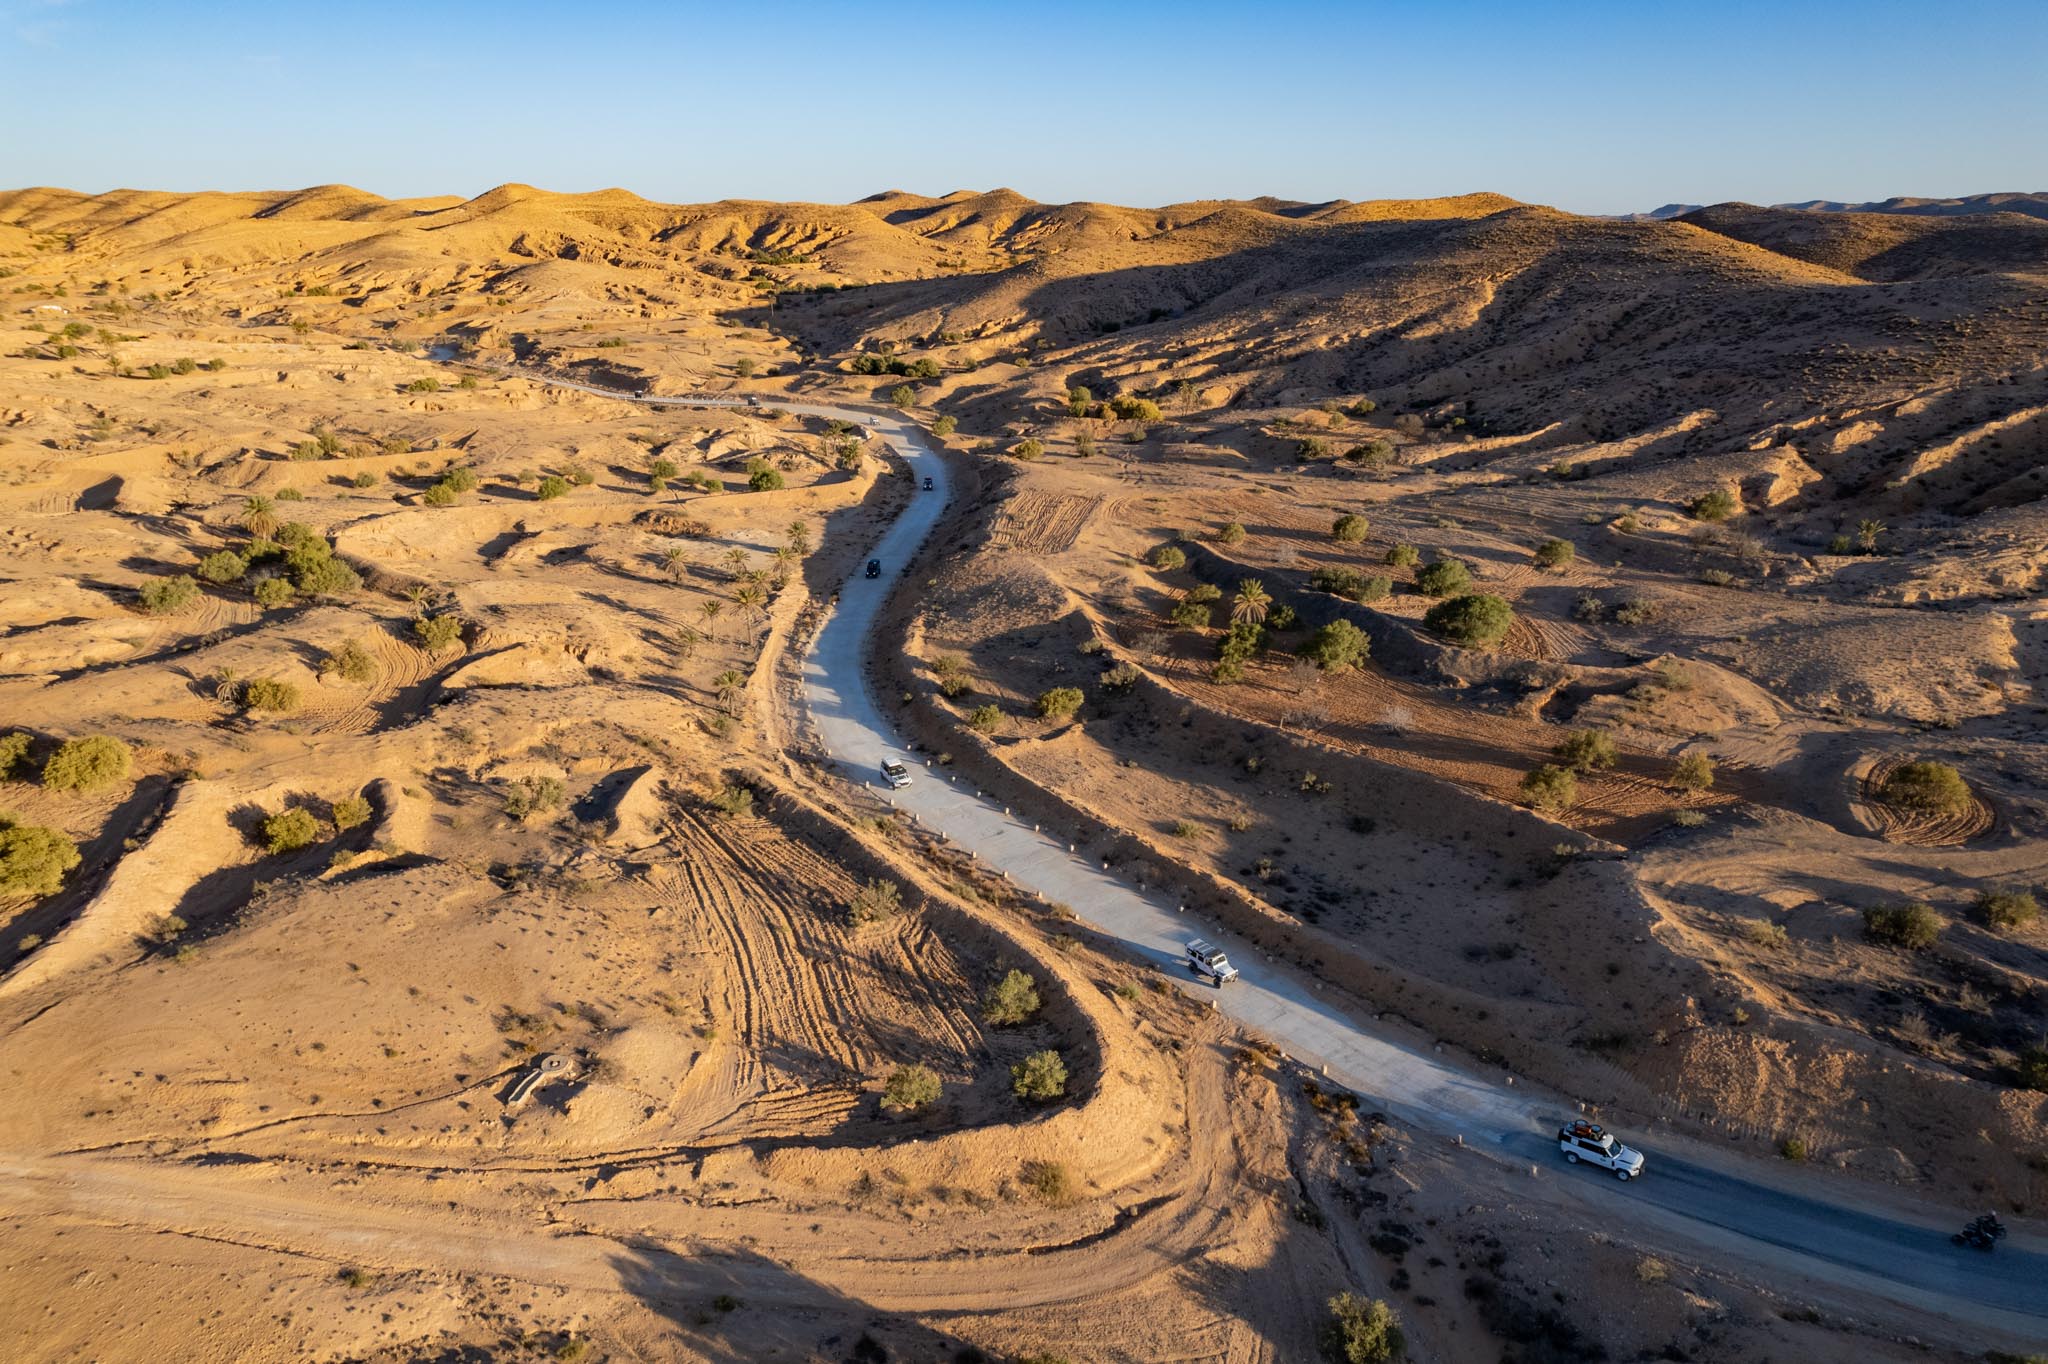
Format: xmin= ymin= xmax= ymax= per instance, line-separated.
xmin=662 ymin=544 xmax=689 ymax=582
xmin=241 ymin=494 xmax=278 ymax=539
xmin=721 ymin=547 xmax=749 ymax=578
xmin=714 ymin=669 xmax=745 ymax=715
xmin=734 ymin=583 xmax=767 ymax=618
xmin=785 ymin=520 xmax=811 ymax=554
xmin=1231 ymin=578 xmax=1270 ymax=625
xmin=698 ymin=600 xmax=723 ymax=636
xmin=1856 ymin=518 xmax=1886 ymax=553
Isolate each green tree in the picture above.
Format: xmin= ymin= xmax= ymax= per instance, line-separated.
xmin=1384 ymin=543 xmax=1418 ymax=568
xmin=253 ymin=577 xmax=296 ymax=609
xmin=241 ymin=495 xmax=279 ymax=538
xmin=747 ymin=460 xmax=786 ymax=492
xmin=1413 ymin=558 xmax=1470 ymax=597
xmin=1856 ymin=518 xmax=1886 ymax=553
xmin=931 ymin=414 xmax=957 ymax=438
xmin=1422 ymin=593 xmax=1513 ymax=647
xmin=42 ymin=735 xmax=132 ymax=792
xmin=889 ymin=385 xmax=916 ymax=409
xmin=1011 ymin=1049 xmax=1068 ymax=1102
xmin=0 ymin=818 xmax=81 ymax=898
xmin=983 ymin=969 xmax=1041 ymax=1024
xmin=331 ymin=795 xmax=373 ymax=830
xmin=881 ymin=1063 xmax=941 ymax=1112
xmin=196 ymin=550 xmax=248 ymax=584
xmin=1299 ymin=619 xmax=1369 ymax=673
xmin=968 ymin=704 xmax=1003 ymax=733
xmin=1319 ymin=1293 xmax=1404 ymax=1364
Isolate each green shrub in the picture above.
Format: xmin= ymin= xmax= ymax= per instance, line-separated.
xmin=43 ymin=735 xmax=132 ymax=792
xmin=1150 ymin=545 xmax=1186 ymax=571
xmin=1554 ymin=728 xmax=1618 ymax=772
xmin=138 ymin=574 xmax=201 ymax=616
xmin=889 ymin=384 xmax=915 ymax=409
xmin=1690 ymin=488 xmax=1738 ymax=521
xmin=1979 ymin=888 xmax=2039 ymax=931
xmin=881 ymin=1062 xmax=940 ymax=1112
xmin=536 ymin=475 xmax=570 ymax=500
xmin=0 ymin=732 xmax=30 ymax=780
xmin=1110 ymin=396 xmax=1161 ymax=422
xmin=983 ymin=968 xmax=1041 ymax=1025
xmin=1423 ymin=593 xmax=1513 ymax=647
xmin=441 ymin=467 xmax=479 ymax=493
xmin=351 ymin=471 xmax=379 ymax=489
xmin=319 ymin=639 xmax=376 ymax=684
xmin=1186 ymin=583 xmax=1222 ymax=604
xmin=1169 ymin=598 xmax=1211 ymax=630
xmin=1332 ymin=514 xmax=1369 ymax=543
xmin=422 ymin=481 xmax=458 ymax=507
xmin=846 ymin=877 xmax=902 ymax=927
xmin=331 ymin=795 xmax=373 ymax=830
xmin=931 ymin=414 xmax=957 ymax=437
xmin=1216 ymin=521 xmax=1247 ymax=546
xmin=1299 ymin=619 xmax=1369 ymax=673
xmin=1519 ymin=764 xmax=1577 ymax=811
xmin=262 ymin=807 xmax=320 ymax=854
xmin=242 ymin=677 xmax=300 ymax=713
xmin=1267 ymin=603 xmax=1298 ymax=630
xmin=1746 ymin=919 xmax=1789 ymax=950
xmin=253 ymin=577 xmax=296 ymax=609
xmin=968 ymin=704 xmax=1003 ymax=733
xmin=405 ymin=377 xmax=440 ymax=394
xmin=1320 ymin=1292 xmax=1403 ymax=1364
xmin=413 ymin=614 xmax=464 ymax=655
xmin=1414 ymin=558 xmax=1470 ymax=597
xmin=2015 ymin=1046 xmax=2048 ymax=1093
xmin=1036 ymin=687 xmax=1084 ymax=720
xmin=1023 ymin=1158 xmax=1074 ymax=1205
xmin=1533 ymin=538 xmax=1575 ymax=569
xmin=1012 ymin=438 xmax=1044 ymax=461
xmin=746 ymin=460 xmax=785 ymax=492
xmin=710 ymin=784 xmax=754 ymax=818
xmin=502 ymin=775 xmax=567 ymax=819
xmin=1384 ymin=543 xmax=1418 ymax=568
xmin=1666 ymin=751 xmax=1713 ymax=791
xmin=0 ymin=818 xmax=81 ymax=897
xmin=293 ymin=556 xmax=361 ymax=596
xmin=196 ymin=550 xmax=248 ymax=584
xmin=1779 ymin=1136 xmax=1809 ymax=1161
xmin=1863 ymin=902 xmax=1942 ymax=950
xmin=1880 ymin=761 xmax=1971 ymax=815
xmin=1011 ymin=1049 xmax=1068 ymax=1102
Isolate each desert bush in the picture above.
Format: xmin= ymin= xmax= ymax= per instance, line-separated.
xmin=1331 ymin=513 xmax=1370 ymax=543
xmin=1689 ymin=488 xmax=1738 ymax=522
xmin=422 ymin=482 xmax=458 ymax=507
xmin=1880 ymin=761 xmax=1971 ymax=815
xmin=1100 ymin=661 xmax=1141 ymax=693
xmin=565 ymin=463 xmax=595 ymax=487
xmin=0 ymin=732 xmax=30 ymax=780
xmin=262 ymin=807 xmax=320 ymax=854
xmin=1110 ymin=396 xmax=1161 ymax=422
xmin=648 ymin=457 xmax=680 ymax=484
xmin=2015 ymin=1046 xmax=2048 ymax=1093
xmin=319 ymin=639 xmax=376 ymax=684
xmin=1554 ymin=728 xmax=1618 ymax=772
xmin=846 ymin=878 xmax=903 ymax=927
xmin=1612 ymin=597 xmax=1660 ymax=627
xmin=881 ymin=1062 xmax=940 ymax=1112
xmin=1667 ymin=751 xmax=1715 ymax=791
xmin=536 ymin=475 xmax=570 ymax=500
xmin=196 ymin=550 xmax=248 ymax=584
xmin=1035 ymin=687 xmax=1083 ymax=720
xmin=1011 ymin=1049 xmax=1067 ymax=1102
xmin=242 ymin=676 xmax=300 ymax=713
xmin=983 ymin=968 xmax=1041 ymax=1025
xmin=1572 ymin=592 xmax=1607 ymax=622
xmin=253 ymin=577 xmax=296 ymax=609
xmin=1413 ymin=558 xmax=1470 ymax=597
xmin=351 ymin=471 xmax=379 ymax=488
xmin=1344 ymin=439 xmax=1395 ymax=467
xmin=1149 ymin=544 xmax=1186 ymax=571
xmin=710 ymin=783 xmax=753 ymax=818
xmin=1979 ymin=888 xmax=2040 ymax=932
xmin=888 ymin=385 xmax=916 ymax=409
xmin=1320 ymin=1292 xmax=1403 ymax=1364
xmin=1519 ymin=764 xmax=1577 ymax=811
xmin=746 ymin=460 xmax=785 ymax=492
xmin=938 ymin=674 xmax=974 ymax=699
xmin=1216 ymin=521 xmax=1247 ymax=546
xmin=43 ymin=735 xmax=131 ymax=792
xmin=1267 ymin=603 xmax=1299 ymax=629
xmin=138 ymin=574 xmax=201 ymax=616
xmin=1423 ymin=593 xmax=1513 ymax=647
xmin=441 ymin=466 xmax=479 ymax=493
xmin=1533 ymin=538 xmax=1575 ymax=570
xmin=1012 ymin=438 xmax=1044 ymax=461
xmin=1186 ymin=583 xmax=1222 ymax=604
xmin=1778 ymin=1137 xmax=1809 ymax=1161
xmin=405 ymin=377 xmax=440 ymax=394
xmin=1745 ymin=919 xmax=1789 ymax=950
xmin=0 ymin=817 xmax=81 ymax=898
xmin=1023 ymin=1159 xmax=1074 ymax=1204
xmin=931 ymin=414 xmax=957 ymax=437
xmin=1863 ymin=902 xmax=1942 ymax=950
xmin=331 ymin=795 xmax=372 ymax=830
xmin=503 ymin=775 xmax=567 ymax=819
xmin=1295 ymin=436 xmax=1331 ymax=460
xmin=413 ymin=614 xmax=464 ymax=655
xmin=1299 ymin=619 xmax=1369 ymax=673
xmin=1384 ymin=543 xmax=1419 ymax=568
xmin=967 ymin=704 xmax=1003 ymax=734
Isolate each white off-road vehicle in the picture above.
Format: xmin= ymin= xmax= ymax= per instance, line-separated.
xmin=1558 ymin=1121 xmax=1645 ymax=1180
xmin=880 ymin=759 xmax=912 ymax=789
xmin=1185 ymin=939 xmax=1238 ymax=984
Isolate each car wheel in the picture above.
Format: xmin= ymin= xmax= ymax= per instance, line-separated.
xmin=1616 ymin=1169 xmax=1631 ymax=1181
xmin=1564 ymin=1152 xmax=1578 ymax=1164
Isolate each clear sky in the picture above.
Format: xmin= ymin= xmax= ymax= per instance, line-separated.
xmin=3 ymin=0 xmax=2043 ymax=215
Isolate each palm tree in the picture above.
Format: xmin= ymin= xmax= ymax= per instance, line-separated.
xmin=242 ymin=495 xmax=278 ymax=539
xmin=721 ymin=547 xmax=750 ymax=578
xmin=662 ymin=544 xmax=689 ymax=582
xmin=734 ymin=583 xmax=767 ymax=618
xmin=1232 ymin=579 xmax=1271 ymax=625
xmin=785 ymin=520 xmax=811 ymax=555
xmin=1856 ymin=518 xmax=1886 ymax=553
xmin=699 ymin=600 xmax=724 ymax=636
xmin=674 ymin=626 xmax=702 ymax=661
xmin=714 ymin=669 xmax=745 ymax=714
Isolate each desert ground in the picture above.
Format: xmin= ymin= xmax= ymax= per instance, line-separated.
xmin=0 ymin=182 xmax=2044 ymax=1362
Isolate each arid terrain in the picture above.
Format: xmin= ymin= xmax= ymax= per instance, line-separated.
xmin=0 ymin=182 xmax=2044 ymax=1363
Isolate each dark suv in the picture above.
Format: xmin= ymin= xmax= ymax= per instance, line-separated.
xmin=865 ymin=559 xmax=881 ymax=579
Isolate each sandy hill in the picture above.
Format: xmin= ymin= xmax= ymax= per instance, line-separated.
xmin=1679 ymin=202 xmax=2048 ymax=281
xmin=1780 ymin=191 xmax=2048 ymax=220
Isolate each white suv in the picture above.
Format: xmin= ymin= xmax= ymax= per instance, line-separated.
xmin=1558 ymin=1122 xmax=1645 ymax=1180
xmin=880 ymin=760 xmax=912 ymax=789
xmin=1185 ymin=939 xmax=1238 ymax=984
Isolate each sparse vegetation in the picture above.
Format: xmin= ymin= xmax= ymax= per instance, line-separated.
xmin=983 ymin=969 xmax=1041 ymax=1025
xmin=502 ymin=775 xmax=567 ymax=820
xmin=1413 ymin=558 xmax=1470 ymax=597
xmin=1011 ymin=1048 xmax=1067 ymax=1102
xmin=1979 ymin=888 xmax=2039 ymax=931
xmin=1319 ymin=1292 xmax=1404 ymax=1364
xmin=42 ymin=735 xmax=132 ymax=792
xmin=261 ymin=807 xmax=320 ymax=854
xmin=1863 ymin=902 xmax=1942 ymax=950
xmin=1423 ymin=593 xmax=1513 ymax=647
xmin=1554 ymin=728 xmax=1617 ymax=773
xmin=1879 ymin=761 xmax=1972 ymax=816
xmin=1519 ymin=764 xmax=1577 ymax=812
xmin=1023 ymin=1158 xmax=1074 ymax=1204
xmin=1331 ymin=513 xmax=1369 ymax=543
xmin=846 ymin=878 xmax=902 ymax=927
xmin=0 ymin=816 xmax=82 ymax=898
xmin=881 ymin=1062 xmax=941 ymax=1112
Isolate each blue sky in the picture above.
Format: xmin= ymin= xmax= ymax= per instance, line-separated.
xmin=2 ymin=0 xmax=2043 ymax=213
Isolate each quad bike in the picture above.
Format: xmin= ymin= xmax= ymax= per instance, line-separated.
xmin=1951 ymin=1213 xmax=2007 ymax=1250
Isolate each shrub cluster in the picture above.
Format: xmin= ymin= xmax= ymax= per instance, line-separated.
xmin=1423 ymin=593 xmax=1513 ymax=647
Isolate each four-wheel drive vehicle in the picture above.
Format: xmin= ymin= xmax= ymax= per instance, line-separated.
xmin=1558 ymin=1121 xmax=1645 ymax=1180
xmin=865 ymin=559 xmax=881 ymax=578
xmin=1185 ymin=939 xmax=1238 ymax=984
xmin=881 ymin=759 xmax=912 ymax=789
xmin=922 ymin=475 xmax=934 ymax=491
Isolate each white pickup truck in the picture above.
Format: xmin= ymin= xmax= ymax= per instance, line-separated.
xmin=1558 ymin=1121 xmax=1646 ymax=1180
xmin=1185 ymin=939 xmax=1238 ymax=984
xmin=880 ymin=759 xmax=912 ymax=789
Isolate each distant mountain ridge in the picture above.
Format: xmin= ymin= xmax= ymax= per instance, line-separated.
xmin=1629 ymin=192 xmax=2048 ymax=222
